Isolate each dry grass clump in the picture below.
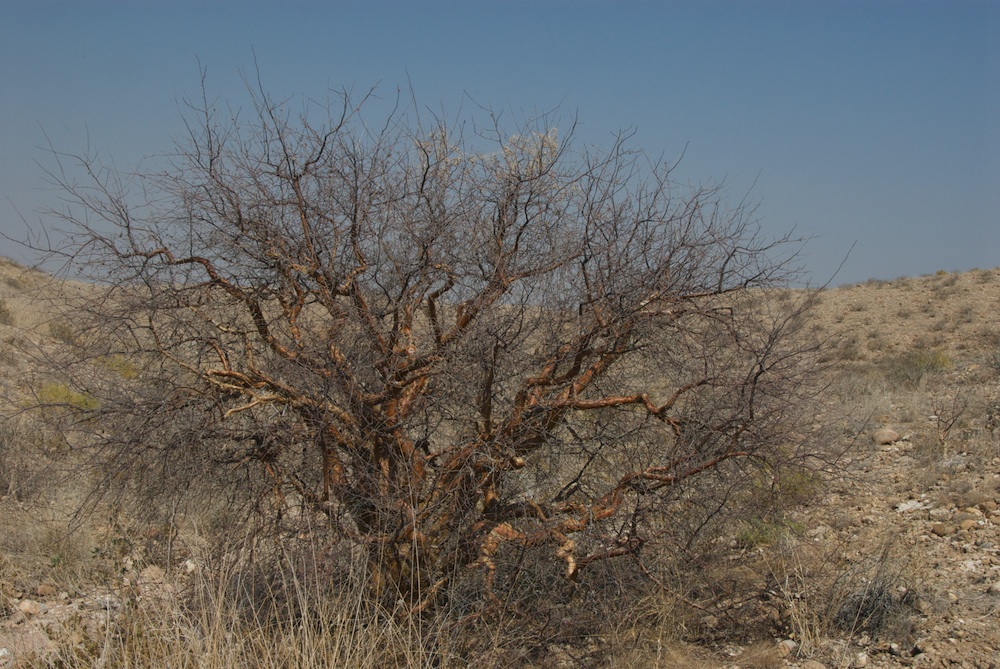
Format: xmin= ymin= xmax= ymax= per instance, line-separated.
xmin=15 ymin=535 xmax=710 ymax=669
xmin=26 ymin=572 xmax=456 ymax=668
xmin=760 ymin=539 xmax=921 ymax=668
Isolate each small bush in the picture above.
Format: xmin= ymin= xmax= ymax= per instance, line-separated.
xmin=838 ymin=334 xmax=862 ymax=361
xmin=832 ymin=575 xmax=917 ymax=639
xmin=735 ymin=516 xmax=798 ymax=549
xmin=885 ymin=350 xmax=950 ymax=388
xmin=49 ymin=322 xmax=78 ymax=345
xmin=0 ymin=298 xmax=12 ymax=326
xmin=0 ymin=424 xmax=41 ymax=501
xmin=36 ymin=382 xmax=99 ymax=410
xmin=96 ymin=354 xmax=139 ymax=380
xmin=987 ymin=351 xmax=1000 ymax=377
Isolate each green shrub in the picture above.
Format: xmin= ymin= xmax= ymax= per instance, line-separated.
xmin=735 ymin=516 xmax=801 ymax=549
xmin=36 ymin=382 xmax=99 ymax=410
xmin=96 ymin=354 xmax=139 ymax=380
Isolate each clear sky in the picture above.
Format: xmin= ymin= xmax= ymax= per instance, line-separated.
xmin=1 ymin=1 xmax=997 ymax=285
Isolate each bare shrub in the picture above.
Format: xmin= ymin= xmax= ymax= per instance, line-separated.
xmin=32 ymin=79 xmax=823 ymax=616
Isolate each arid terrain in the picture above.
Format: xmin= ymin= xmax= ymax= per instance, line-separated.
xmin=0 ymin=257 xmax=998 ymax=668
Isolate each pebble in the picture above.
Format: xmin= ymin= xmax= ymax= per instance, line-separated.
xmin=896 ymin=499 xmax=927 ymax=513
xmin=800 ymin=661 xmax=827 ymax=669
xmin=83 ymin=595 xmax=122 ymax=611
xmin=932 ymin=523 xmax=954 ymax=537
xmin=987 ymin=581 xmax=1000 ymax=595
xmin=853 ymin=651 xmax=869 ymax=667
xmin=929 ymin=508 xmax=951 ymax=520
xmin=35 ymin=584 xmax=56 ymax=598
xmin=777 ymin=639 xmax=797 ymax=657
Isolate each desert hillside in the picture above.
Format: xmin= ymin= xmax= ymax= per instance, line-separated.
xmin=0 ymin=259 xmax=998 ymax=669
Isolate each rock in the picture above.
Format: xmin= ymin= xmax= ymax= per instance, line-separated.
xmin=16 ymin=600 xmax=45 ymax=616
xmin=986 ymin=581 xmax=1000 ymax=595
xmin=84 ymin=595 xmax=122 ymax=611
xmin=777 ymin=639 xmax=797 ymax=657
xmin=931 ymin=523 xmax=954 ymax=537
xmin=800 ymin=661 xmax=827 ymax=669
xmin=873 ymin=428 xmax=900 ymax=445
xmin=959 ymin=518 xmax=978 ymax=531
xmin=853 ymin=651 xmax=869 ymax=668
xmin=896 ymin=499 xmax=927 ymax=513
xmin=35 ymin=584 xmax=56 ymax=598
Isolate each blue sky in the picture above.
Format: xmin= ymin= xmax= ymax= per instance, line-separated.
xmin=1 ymin=1 xmax=997 ymax=285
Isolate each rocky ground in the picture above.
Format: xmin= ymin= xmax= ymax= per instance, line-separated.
xmin=746 ymin=269 xmax=1000 ymax=669
xmin=0 ymin=262 xmax=998 ymax=668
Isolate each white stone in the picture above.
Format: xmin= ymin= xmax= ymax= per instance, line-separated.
xmin=777 ymin=639 xmax=797 ymax=657
xmin=896 ymin=499 xmax=926 ymax=513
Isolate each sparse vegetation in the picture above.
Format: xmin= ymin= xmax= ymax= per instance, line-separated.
xmin=884 ymin=349 xmax=951 ymax=388
xmin=0 ymin=298 xmax=13 ymax=326
xmin=35 ymin=381 xmax=99 ymax=411
xmin=47 ymin=322 xmax=77 ymax=346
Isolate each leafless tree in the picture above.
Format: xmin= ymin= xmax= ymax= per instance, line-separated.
xmin=36 ymin=81 xmax=820 ymax=612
